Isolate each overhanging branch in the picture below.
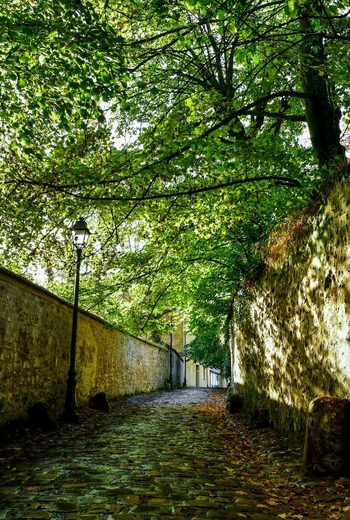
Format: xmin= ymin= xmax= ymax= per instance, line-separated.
xmin=65 ymin=175 xmax=301 ymax=201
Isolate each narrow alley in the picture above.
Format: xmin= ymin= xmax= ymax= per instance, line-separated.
xmin=0 ymin=388 xmax=350 ymax=520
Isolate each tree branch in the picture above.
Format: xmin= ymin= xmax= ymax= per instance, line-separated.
xmin=64 ymin=175 xmax=301 ymax=201
xmin=247 ymin=110 xmax=307 ymax=121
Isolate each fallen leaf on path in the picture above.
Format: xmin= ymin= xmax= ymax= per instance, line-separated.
xmin=266 ymin=499 xmax=279 ymax=506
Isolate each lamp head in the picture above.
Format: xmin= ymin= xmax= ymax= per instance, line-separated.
xmin=72 ymin=217 xmax=90 ymax=249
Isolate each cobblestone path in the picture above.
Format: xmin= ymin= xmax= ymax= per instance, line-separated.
xmin=1 ymin=388 xmax=350 ymax=520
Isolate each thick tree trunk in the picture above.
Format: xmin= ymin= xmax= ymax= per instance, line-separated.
xmin=299 ymin=4 xmax=346 ymax=170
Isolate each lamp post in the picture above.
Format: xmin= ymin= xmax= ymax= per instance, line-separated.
xmin=63 ymin=217 xmax=90 ymax=422
xmin=183 ymin=355 xmax=187 ymax=387
xmin=183 ymin=331 xmax=187 ymax=387
xmin=169 ymin=332 xmax=173 ymax=390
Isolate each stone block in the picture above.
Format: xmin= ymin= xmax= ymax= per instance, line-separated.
xmin=89 ymin=392 xmax=110 ymax=412
xmin=303 ymin=396 xmax=350 ymax=475
xmin=227 ymin=393 xmax=243 ymax=414
xmin=28 ymin=402 xmax=57 ymax=431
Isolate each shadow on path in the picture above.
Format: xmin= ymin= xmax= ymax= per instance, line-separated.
xmin=0 ymin=388 xmax=350 ymax=519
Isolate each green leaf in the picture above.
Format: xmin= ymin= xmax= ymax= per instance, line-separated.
xmin=217 ymin=9 xmax=226 ymax=20
xmin=17 ymin=78 xmax=27 ymax=88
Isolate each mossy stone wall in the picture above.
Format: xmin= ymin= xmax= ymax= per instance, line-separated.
xmin=0 ymin=268 xmax=172 ymax=427
xmin=233 ymin=177 xmax=350 ymax=437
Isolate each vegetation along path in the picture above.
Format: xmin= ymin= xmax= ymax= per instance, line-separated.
xmin=1 ymin=388 xmax=350 ymax=520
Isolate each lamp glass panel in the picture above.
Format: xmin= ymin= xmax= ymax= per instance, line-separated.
xmin=73 ymin=229 xmax=88 ymax=247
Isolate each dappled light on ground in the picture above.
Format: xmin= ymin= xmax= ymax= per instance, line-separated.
xmin=0 ymin=388 xmax=349 ymax=519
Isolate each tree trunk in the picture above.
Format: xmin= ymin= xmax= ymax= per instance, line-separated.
xmin=299 ymin=3 xmax=346 ymax=171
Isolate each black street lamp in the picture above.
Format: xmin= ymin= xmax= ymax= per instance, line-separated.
xmin=63 ymin=217 xmax=90 ymax=422
xmin=169 ymin=332 xmax=173 ymax=390
xmin=183 ymin=331 xmax=187 ymax=387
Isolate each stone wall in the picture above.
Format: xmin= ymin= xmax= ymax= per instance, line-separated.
xmin=0 ymin=268 xmax=180 ymax=427
xmin=233 ymin=176 xmax=350 ymax=437
xmin=170 ymin=348 xmax=185 ymax=387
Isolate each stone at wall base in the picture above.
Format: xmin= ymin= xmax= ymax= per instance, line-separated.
xmin=227 ymin=394 xmax=243 ymax=414
xmin=89 ymin=392 xmax=110 ymax=412
xmin=303 ymin=397 xmax=350 ymax=475
xmin=28 ymin=402 xmax=57 ymax=431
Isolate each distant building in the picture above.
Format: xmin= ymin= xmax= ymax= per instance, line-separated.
xmin=171 ymin=322 xmax=227 ymax=388
xmin=209 ymin=368 xmax=223 ymax=388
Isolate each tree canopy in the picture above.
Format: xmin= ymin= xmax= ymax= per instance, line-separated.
xmin=1 ymin=0 xmax=349 ymax=361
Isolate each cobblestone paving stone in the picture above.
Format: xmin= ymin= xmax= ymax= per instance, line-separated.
xmin=0 ymin=388 xmax=350 ymax=520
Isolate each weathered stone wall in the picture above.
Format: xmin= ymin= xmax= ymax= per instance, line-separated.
xmin=0 ymin=268 xmax=177 ymax=427
xmin=171 ymin=349 xmax=185 ymax=387
xmin=233 ymin=176 xmax=350 ymax=437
